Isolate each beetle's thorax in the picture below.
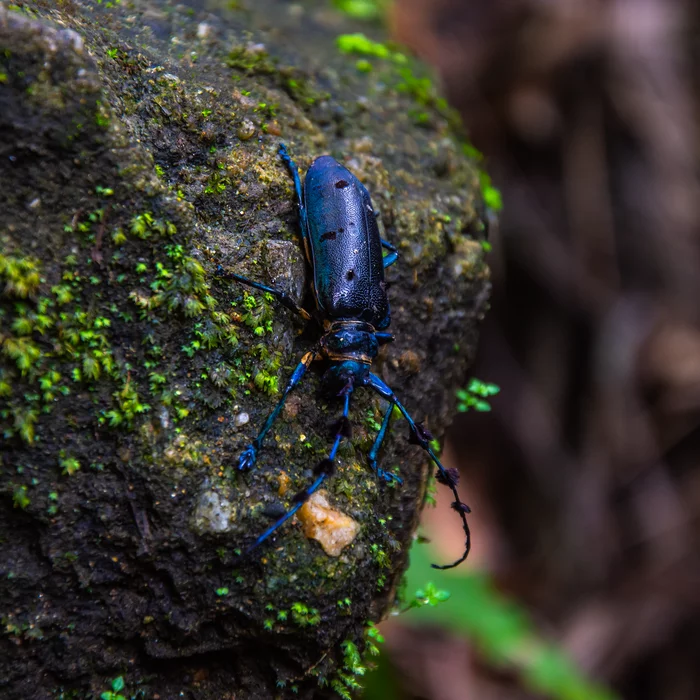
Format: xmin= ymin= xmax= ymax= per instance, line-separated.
xmin=320 ymin=321 xmax=378 ymax=364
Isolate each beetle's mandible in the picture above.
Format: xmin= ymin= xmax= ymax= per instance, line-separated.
xmin=219 ymin=144 xmax=471 ymax=569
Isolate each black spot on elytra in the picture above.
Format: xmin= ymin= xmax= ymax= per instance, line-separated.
xmin=346 ymin=270 xmax=355 ymax=281
xmin=321 ymin=231 xmax=337 ymax=242
xmin=338 ymin=227 xmax=344 ymax=233
xmin=335 ymin=179 xmax=349 ymax=189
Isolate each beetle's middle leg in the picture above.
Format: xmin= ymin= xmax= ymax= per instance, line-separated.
xmin=237 ymin=351 xmax=317 ymax=470
xmin=243 ymin=387 xmax=352 ymax=554
xmin=217 ymin=267 xmax=311 ymax=322
xmin=367 ymin=402 xmax=403 ymax=484
xmin=380 ymin=239 xmax=398 ymax=268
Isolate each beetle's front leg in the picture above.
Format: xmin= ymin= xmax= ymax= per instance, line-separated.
xmin=242 ymin=386 xmax=353 ymax=555
xmin=236 ymin=351 xmax=316 ymax=471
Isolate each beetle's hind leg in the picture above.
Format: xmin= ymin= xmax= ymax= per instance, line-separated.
xmin=367 ymin=402 xmax=403 ymax=484
xmin=217 ymin=267 xmax=311 ymax=322
xmin=236 ymin=351 xmax=316 ymax=471
xmin=367 ymin=374 xmax=471 ymax=570
xmin=243 ymin=387 xmax=353 ymax=554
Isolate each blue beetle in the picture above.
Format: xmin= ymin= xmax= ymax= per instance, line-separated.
xmin=220 ymin=144 xmax=471 ymax=569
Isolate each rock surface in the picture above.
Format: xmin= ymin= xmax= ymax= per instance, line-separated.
xmin=0 ymin=1 xmax=490 ymax=697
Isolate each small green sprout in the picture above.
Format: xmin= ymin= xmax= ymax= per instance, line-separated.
xmin=47 ymin=491 xmax=59 ymax=515
xmin=364 ymin=621 xmax=384 ymax=656
xmin=100 ymin=676 xmax=126 ymax=700
xmin=13 ymin=485 xmax=30 ymax=510
xmin=479 ymin=170 xmax=503 ymax=211
xmin=58 ymin=452 xmax=81 ymax=476
xmin=404 ymin=581 xmax=451 ymax=611
xmin=333 ymin=0 xmax=386 ymax=21
xmin=456 ymin=378 xmax=500 ymax=413
xmin=290 ymin=602 xmax=321 ymax=627
xmin=337 ymin=33 xmax=391 ymax=60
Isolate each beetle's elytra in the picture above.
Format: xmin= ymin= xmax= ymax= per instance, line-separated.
xmin=219 ymin=144 xmax=471 ymax=569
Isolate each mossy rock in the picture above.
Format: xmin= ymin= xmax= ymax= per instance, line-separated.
xmin=0 ymin=1 xmax=490 ymax=698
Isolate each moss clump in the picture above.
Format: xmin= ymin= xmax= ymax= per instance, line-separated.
xmin=0 ymin=254 xmax=41 ymax=298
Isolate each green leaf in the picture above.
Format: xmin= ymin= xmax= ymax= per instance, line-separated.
xmin=401 ymin=542 xmax=618 ymax=700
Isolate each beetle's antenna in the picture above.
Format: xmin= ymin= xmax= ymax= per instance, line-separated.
xmin=367 ymin=374 xmax=471 ymax=569
xmin=243 ymin=387 xmax=353 ymax=556
xmin=421 ymin=438 xmax=471 ymax=570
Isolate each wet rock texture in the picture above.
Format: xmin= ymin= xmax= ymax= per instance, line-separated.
xmin=0 ymin=1 xmax=489 ymax=698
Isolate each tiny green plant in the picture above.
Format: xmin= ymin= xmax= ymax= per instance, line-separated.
xmin=58 ymin=451 xmax=81 ymax=476
xmin=333 ymin=0 xmax=388 ymax=21
xmin=403 ymin=581 xmax=451 ymax=611
xmin=290 ymin=602 xmax=321 ymax=627
xmin=479 ymin=170 xmax=503 ymax=212
xmin=12 ymin=485 xmax=30 ymax=510
xmin=364 ymin=621 xmax=384 ymax=657
xmin=456 ymin=378 xmax=500 ymax=413
xmin=329 ymin=621 xmax=386 ymax=700
xmin=100 ymin=676 xmax=126 ymax=700
xmin=331 ymin=640 xmax=365 ymax=700
xmin=47 ymin=491 xmax=59 ymax=515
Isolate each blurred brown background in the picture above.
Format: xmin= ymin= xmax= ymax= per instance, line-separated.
xmin=380 ymin=0 xmax=700 ymax=698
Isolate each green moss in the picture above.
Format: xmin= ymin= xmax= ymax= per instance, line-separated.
xmin=479 ymin=170 xmax=503 ymax=211
xmin=326 ymin=622 xmax=386 ymax=697
xmin=47 ymin=490 xmax=59 ymax=515
xmin=282 ymin=74 xmax=329 ymax=107
xmin=0 ymin=254 xmax=41 ymax=298
xmin=333 ymin=0 xmax=387 ymax=21
xmin=101 ymin=377 xmax=151 ymax=428
xmin=290 ymin=601 xmax=321 ymax=627
xmin=12 ymin=484 xmax=30 ymax=509
xmin=203 ymin=172 xmax=230 ymax=195
xmin=226 ymin=45 xmax=277 ymax=76
xmin=58 ymin=452 xmax=81 ymax=476
xmin=336 ymin=33 xmax=395 ymax=60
